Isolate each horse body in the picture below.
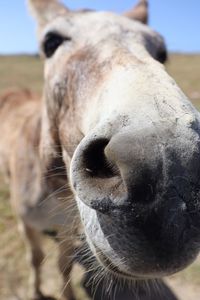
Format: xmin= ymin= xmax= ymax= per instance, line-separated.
xmin=0 ymin=90 xmax=77 ymax=299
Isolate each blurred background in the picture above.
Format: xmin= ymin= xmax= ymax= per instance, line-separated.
xmin=1 ymin=0 xmax=200 ymax=54
xmin=0 ymin=1 xmax=200 ymax=300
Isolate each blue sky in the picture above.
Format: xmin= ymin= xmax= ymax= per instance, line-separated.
xmin=1 ymin=0 xmax=200 ymax=54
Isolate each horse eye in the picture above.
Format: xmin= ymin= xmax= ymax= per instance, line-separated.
xmin=43 ymin=32 xmax=71 ymax=58
xmin=156 ymin=49 xmax=168 ymax=64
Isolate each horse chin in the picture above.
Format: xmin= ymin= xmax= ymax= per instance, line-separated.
xmin=94 ymin=247 xmax=135 ymax=280
xmin=87 ymin=233 xmax=196 ymax=281
xmin=94 ymin=248 xmax=184 ymax=281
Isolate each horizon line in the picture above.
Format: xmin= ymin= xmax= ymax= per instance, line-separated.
xmin=0 ymin=51 xmax=200 ymax=56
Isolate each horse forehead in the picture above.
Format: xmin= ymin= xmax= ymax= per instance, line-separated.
xmin=44 ymin=11 xmax=152 ymax=42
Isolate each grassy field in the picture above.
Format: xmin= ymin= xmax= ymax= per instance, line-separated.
xmin=0 ymin=55 xmax=43 ymax=94
xmin=167 ymin=54 xmax=200 ymax=109
xmin=0 ymin=54 xmax=200 ymax=300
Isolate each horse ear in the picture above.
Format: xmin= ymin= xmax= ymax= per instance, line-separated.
xmin=28 ymin=0 xmax=69 ymax=26
xmin=123 ymin=0 xmax=148 ymax=25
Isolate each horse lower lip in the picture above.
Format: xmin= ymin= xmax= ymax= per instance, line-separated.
xmin=96 ymin=249 xmax=182 ymax=280
xmin=96 ymin=247 xmax=140 ymax=280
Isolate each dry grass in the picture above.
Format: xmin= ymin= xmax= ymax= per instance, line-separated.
xmin=0 ymin=55 xmax=43 ymax=94
xmin=167 ymin=53 xmax=200 ymax=108
xmin=0 ymin=54 xmax=200 ymax=300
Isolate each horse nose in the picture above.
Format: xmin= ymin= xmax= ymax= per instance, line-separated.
xmin=104 ymin=131 xmax=163 ymax=204
xmin=71 ymin=129 xmax=163 ymax=213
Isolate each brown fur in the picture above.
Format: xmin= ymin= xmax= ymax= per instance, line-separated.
xmin=0 ymin=90 xmax=40 ymax=178
xmin=0 ymin=90 xmax=77 ymax=300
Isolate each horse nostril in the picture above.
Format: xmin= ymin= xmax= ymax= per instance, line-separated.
xmin=71 ymin=136 xmax=126 ymax=209
xmin=82 ymin=138 xmax=118 ymax=179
